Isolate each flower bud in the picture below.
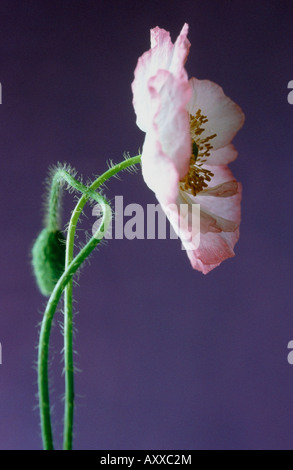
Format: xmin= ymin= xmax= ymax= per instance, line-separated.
xmin=31 ymin=228 xmax=66 ymax=297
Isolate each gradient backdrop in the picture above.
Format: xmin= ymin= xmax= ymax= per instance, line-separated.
xmin=0 ymin=0 xmax=293 ymax=450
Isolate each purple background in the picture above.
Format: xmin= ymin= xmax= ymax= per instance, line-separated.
xmin=0 ymin=0 xmax=293 ymax=450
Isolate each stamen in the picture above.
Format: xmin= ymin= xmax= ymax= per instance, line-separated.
xmin=180 ymin=109 xmax=217 ymax=196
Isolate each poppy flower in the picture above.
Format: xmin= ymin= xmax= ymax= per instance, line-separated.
xmin=132 ymin=24 xmax=245 ymax=273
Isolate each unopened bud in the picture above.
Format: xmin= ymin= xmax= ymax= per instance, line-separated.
xmin=31 ymin=228 xmax=66 ymax=297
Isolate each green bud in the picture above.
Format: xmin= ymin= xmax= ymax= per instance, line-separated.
xmin=31 ymin=228 xmax=66 ymax=297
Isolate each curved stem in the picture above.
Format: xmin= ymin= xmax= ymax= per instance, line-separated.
xmin=63 ymin=280 xmax=74 ymax=450
xmin=38 ymin=210 xmax=110 ymax=449
xmin=62 ymin=154 xmax=141 ymax=450
xmin=38 ymin=155 xmax=141 ymax=450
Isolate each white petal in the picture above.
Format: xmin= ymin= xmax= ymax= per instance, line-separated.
xmin=200 ymin=181 xmax=239 ymax=198
xmin=187 ymin=78 xmax=245 ymax=149
xmin=207 ymin=144 xmax=238 ymax=165
xmin=132 ymin=24 xmax=190 ymax=132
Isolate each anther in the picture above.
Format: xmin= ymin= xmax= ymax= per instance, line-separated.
xmin=180 ymin=110 xmax=217 ymax=196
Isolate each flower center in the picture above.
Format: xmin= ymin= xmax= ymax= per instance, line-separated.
xmin=180 ymin=109 xmax=217 ymax=196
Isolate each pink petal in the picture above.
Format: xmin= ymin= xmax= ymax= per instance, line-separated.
xmin=132 ymin=24 xmax=190 ymax=132
xmin=196 ymin=166 xmax=242 ymax=226
xmin=150 ymin=23 xmax=190 ymax=78
xmin=141 ymin=70 xmax=192 ymax=205
xmin=178 ymin=189 xmax=240 ymax=234
xmin=186 ymin=229 xmax=240 ymax=274
xmin=163 ymin=205 xmax=240 ymax=274
xmin=142 ymin=130 xmax=181 ymax=206
xmin=200 ymin=208 xmax=239 ymax=233
xmin=196 ymin=185 xmax=242 ymax=227
xmin=161 ymin=178 xmax=242 ymax=273
xmin=187 ymin=78 xmax=245 ymax=150
xmin=168 ymin=23 xmax=191 ymax=78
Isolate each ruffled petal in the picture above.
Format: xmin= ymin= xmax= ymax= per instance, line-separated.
xmin=150 ymin=23 xmax=190 ymax=79
xmin=187 ymin=78 xmax=245 ymax=150
xmin=141 ymin=70 xmax=192 ymax=205
xmin=196 ymin=167 xmax=242 ymax=226
xmin=200 ymin=208 xmax=239 ymax=233
xmin=168 ymin=23 xmax=190 ymax=78
xmin=142 ymin=130 xmax=181 ymax=206
xmin=178 ymin=189 xmax=240 ymax=234
xmin=195 ymin=188 xmax=242 ymax=229
xmin=160 ymin=178 xmax=242 ymax=273
xmin=186 ymin=229 xmax=239 ymax=274
xmin=132 ymin=24 xmax=190 ymax=132
xmin=161 ymin=203 xmax=239 ymax=274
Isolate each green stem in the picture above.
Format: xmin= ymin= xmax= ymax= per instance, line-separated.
xmin=38 ymin=208 xmax=110 ymax=449
xmin=62 ymin=154 xmax=141 ymax=450
xmin=38 ymin=155 xmax=141 ymax=450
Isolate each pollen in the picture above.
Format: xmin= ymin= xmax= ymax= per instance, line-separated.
xmin=180 ymin=109 xmax=217 ymax=196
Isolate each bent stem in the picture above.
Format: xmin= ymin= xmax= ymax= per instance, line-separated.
xmin=37 ymin=155 xmax=141 ymax=450
xmin=38 ymin=221 xmax=110 ymax=450
xmin=62 ymin=154 xmax=141 ymax=450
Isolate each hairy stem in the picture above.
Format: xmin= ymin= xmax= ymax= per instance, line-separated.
xmin=62 ymin=154 xmax=141 ymax=450
xmin=37 ymin=155 xmax=141 ymax=450
xmin=38 ymin=211 xmax=110 ymax=449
